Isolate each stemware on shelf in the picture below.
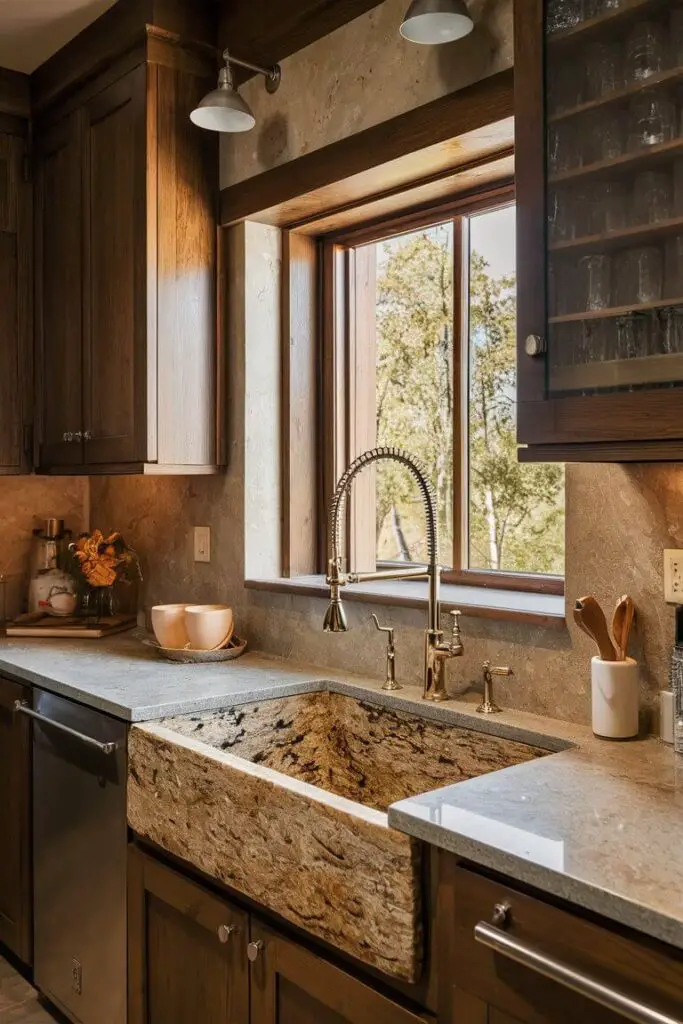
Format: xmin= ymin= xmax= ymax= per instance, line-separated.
xmin=547 ymin=0 xmax=583 ymax=34
xmin=548 ymin=122 xmax=582 ymax=174
xmin=587 ymin=180 xmax=627 ymax=233
xmin=664 ymin=234 xmax=683 ymax=298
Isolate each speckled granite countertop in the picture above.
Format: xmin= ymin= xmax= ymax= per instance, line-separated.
xmin=390 ymin=729 xmax=683 ymax=952
xmin=2 ymin=633 xmax=682 ymax=956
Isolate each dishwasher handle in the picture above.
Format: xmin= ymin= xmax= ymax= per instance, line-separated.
xmin=474 ymin=917 xmax=682 ymax=1024
xmin=14 ymin=701 xmax=118 ymax=755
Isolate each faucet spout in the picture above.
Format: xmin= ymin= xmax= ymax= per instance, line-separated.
xmin=323 ymin=446 xmax=464 ymax=700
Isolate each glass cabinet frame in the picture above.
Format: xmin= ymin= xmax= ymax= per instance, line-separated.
xmin=516 ymin=0 xmax=683 ymax=462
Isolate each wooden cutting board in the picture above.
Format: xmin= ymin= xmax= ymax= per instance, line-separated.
xmin=5 ymin=613 xmax=136 ymax=639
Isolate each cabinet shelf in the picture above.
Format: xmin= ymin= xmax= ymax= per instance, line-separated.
xmin=548 ymin=66 xmax=683 ymax=126
xmin=549 ymin=215 xmax=683 ymax=257
xmin=549 ymin=137 xmax=683 ymax=188
xmin=548 ymin=0 xmax=668 ymax=47
xmin=549 ymin=296 xmax=683 ymax=324
xmin=550 ymin=351 xmax=683 ymax=392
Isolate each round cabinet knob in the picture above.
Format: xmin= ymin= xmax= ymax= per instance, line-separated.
xmin=83 ymin=430 xmax=94 ymax=442
xmin=62 ymin=432 xmax=74 ymax=443
xmin=217 ymin=924 xmax=234 ymax=944
xmin=72 ymin=431 xmax=84 ymax=442
xmin=247 ymin=940 xmax=263 ymax=963
xmin=492 ymin=902 xmax=511 ymax=928
xmin=524 ymin=334 xmax=547 ymax=357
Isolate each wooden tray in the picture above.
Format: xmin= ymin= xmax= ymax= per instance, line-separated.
xmin=5 ymin=613 xmax=137 ymax=639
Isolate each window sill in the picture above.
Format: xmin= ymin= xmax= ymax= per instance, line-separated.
xmin=244 ymin=575 xmax=566 ymax=627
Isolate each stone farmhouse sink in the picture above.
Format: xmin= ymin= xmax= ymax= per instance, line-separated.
xmin=127 ymin=691 xmax=548 ymax=982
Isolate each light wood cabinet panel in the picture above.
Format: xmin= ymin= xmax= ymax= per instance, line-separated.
xmin=0 ymin=677 xmax=32 ymax=964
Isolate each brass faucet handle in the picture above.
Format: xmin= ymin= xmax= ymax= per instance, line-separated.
xmin=448 ymin=610 xmax=464 ymax=653
xmin=371 ymin=615 xmax=401 ymax=691
xmin=478 ymin=661 xmax=513 ymax=715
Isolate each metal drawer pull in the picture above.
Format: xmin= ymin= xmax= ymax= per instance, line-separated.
xmin=14 ymin=701 xmax=118 ymax=755
xmin=474 ymin=920 xmax=682 ymax=1024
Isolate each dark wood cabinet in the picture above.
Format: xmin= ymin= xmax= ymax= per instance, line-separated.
xmin=515 ymin=0 xmax=683 ymax=461
xmin=35 ymin=39 xmax=220 ymax=474
xmin=35 ymin=111 xmax=84 ymax=469
xmin=128 ymin=846 xmax=249 ymax=1024
xmin=249 ymin=919 xmax=433 ymax=1024
xmin=0 ymin=126 xmax=31 ymax=474
xmin=440 ymin=854 xmax=683 ymax=1024
xmin=0 ymin=677 xmax=32 ymax=964
xmin=129 ymin=847 xmax=435 ymax=1024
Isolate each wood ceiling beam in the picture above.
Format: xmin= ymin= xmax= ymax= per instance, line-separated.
xmin=219 ymin=0 xmax=386 ymax=71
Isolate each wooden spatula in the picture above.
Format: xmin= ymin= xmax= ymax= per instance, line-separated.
xmin=574 ymin=596 xmax=617 ymax=662
xmin=612 ymin=594 xmax=635 ymax=662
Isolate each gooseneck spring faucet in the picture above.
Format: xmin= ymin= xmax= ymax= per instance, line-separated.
xmin=323 ymin=446 xmax=464 ymax=701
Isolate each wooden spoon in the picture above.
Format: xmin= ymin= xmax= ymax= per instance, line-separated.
xmin=574 ymin=596 xmax=617 ymax=662
xmin=612 ymin=594 xmax=635 ymax=662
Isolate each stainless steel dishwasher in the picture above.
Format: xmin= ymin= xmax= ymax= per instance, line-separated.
xmin=16 ymin=688 xmax=128 ymax=1024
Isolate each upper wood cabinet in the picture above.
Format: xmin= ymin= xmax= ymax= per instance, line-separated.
xmin=516 ymin=0 xmax=683 ymax=461
xmin=0 ymin=124 xmax=31 ymax=475
xmin=0 ymin=677 xmax=32 ymax=964
xmin=35 ymin=45 xmax=220 ymax=474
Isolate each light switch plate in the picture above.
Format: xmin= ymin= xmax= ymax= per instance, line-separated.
xmin=664 ymin=549 xmax=683 ymax=603
xmin=194 ymin=526 xmax=211 ymax=563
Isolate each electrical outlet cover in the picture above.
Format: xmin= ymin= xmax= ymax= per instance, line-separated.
xmin=664 ymin=549 xmax=683 ymax=604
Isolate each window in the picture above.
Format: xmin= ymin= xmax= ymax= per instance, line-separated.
xmin=321 ymin=188 xmax=565 ymax=590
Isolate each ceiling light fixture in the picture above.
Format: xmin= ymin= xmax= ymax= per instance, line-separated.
xmin=190 ymin=50 xmax=281 ymax=133
xmin=400 ymin=0 xmax=474 ymax=44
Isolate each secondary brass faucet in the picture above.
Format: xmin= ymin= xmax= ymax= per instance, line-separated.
xmin=323 ymin=446 xmax=464 ymax=701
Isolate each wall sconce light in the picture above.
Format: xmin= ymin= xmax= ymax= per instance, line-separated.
xmin=400 ymin=0 xmax=474 ymax=44
xmin=190 ymin=50 xmax=282 ymax=133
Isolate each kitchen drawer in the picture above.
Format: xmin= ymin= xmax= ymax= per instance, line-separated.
xmin=441 ymin=856 xmax=683 ymax=1024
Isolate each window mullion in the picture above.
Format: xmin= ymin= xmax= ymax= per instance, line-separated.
xmin=452 ymin=215 xmax=469 ymax=573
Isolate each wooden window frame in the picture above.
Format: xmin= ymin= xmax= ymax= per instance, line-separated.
xmin=319 ymin=182 xmax=564 ymax=598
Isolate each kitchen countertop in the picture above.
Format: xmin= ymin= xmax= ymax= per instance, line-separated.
xmin=2 ymin=632 xmax=683 ymax=959
xmin=390 ymin=729 xmax=683 ymax=953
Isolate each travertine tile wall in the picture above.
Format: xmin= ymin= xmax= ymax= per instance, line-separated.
xmin=89 ymin=0 xmax=682 ymax=729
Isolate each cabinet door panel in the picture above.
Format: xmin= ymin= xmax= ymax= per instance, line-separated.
xmin=515 ymin=0 xmax=683 ymax=456
xmin=36 ymin=112 xmax=84 ymax=468
xmin=0 ymin=133 xmax=30 ymax=474
xmin=128 ymin=847 xmax=249 ymax=1024
xmin=0 ymin=677 xmax=31 ymax=963
xmin=83 ymin=65 xmax=147 ymax=465
xmin=250 ymin=920 xmax=434 ymax=1024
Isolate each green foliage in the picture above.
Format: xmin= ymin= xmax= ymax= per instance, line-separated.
xmin=374 ymin=227 xmax=565 ymax=576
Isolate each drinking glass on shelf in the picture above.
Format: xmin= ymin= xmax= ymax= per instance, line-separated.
xmin=627 ymin=92 xmax=676 ymax=150
xmin=671 ymin=7 xmax=683 ymax=69
xmin=588 ymin=109 xmax=624 ymax=163
xmin=584 ymin=40 xmax=623 ymax=100
xmin=586 ymin=180 xmax=628 ymax=234
xmin=674 ymin=159 xmax=683 ymax=216
xmin=584 ymin=0 xmax=622 ymax=14
xmin=579 ymin=253 xmax=612 ymax=310
xmin=632 ymin=171 xmax=673 ymax=224
xmin=665 ymin=235 xmax=683 ymax=298
xmin=616 ymin=313 xmax=650 ymax=359
xmin=625 ymin=22 xmax=667 ymax=84
xmin=614 ymin=246 xmax=663 ymax=305
xmin=548 ymin=122 xmax=581 ymax=175
xmin=547 ymin=0 xmax=583 ymax=34
xmin=548 ymin=61 xmax=585 ymax=115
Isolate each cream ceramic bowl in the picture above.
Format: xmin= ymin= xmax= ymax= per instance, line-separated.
xmin=151 ymin=604 xmax=190 ymax=650
xmin=184 ymin=605 xmax=234 ymax=651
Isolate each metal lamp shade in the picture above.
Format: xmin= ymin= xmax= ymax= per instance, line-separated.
xmin=190 ymin=69 xmax=256 ymax=133
xmin=400 ymin=0 xmax=474 ymax=44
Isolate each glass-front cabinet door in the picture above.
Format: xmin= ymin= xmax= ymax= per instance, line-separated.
xmin=516 ymin=0 xmax=683 ymax=461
